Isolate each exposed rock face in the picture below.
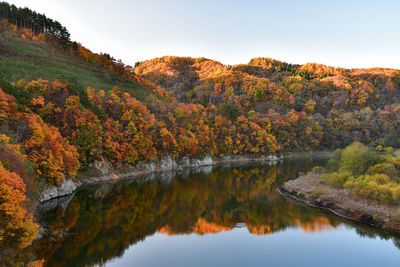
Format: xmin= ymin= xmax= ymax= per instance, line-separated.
xmin=37 ymin=193 xmax=75 ymax=214
xmin=134 ymin=155 xmax=214 ymax=173
xmin=41 ymin=154 xmax=280 ymax=202
xmin=158 ymin=155 xmax=178 ymax=171
xmin=177 ymin=157 xmax=191 ymax=168
xmin=268 ymin=155 xmax=278 ymax=161
xmin=190 ymin=155 xmax=214 ymax=167
xmin=137 ymin=162 xmax=156 ymax=173
xmin=94 ymin=160 xmax=113 ymax=175
xmin=39 ymin=179 xmax=77 ymax=203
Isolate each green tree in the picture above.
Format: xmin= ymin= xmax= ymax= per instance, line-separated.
xmin=339 ymin=142 xmax=377 ymax=176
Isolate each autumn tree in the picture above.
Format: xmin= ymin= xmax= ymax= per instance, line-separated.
xmin=0 ymin=164 xmax=38 ymax=249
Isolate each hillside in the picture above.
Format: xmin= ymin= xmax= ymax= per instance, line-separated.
xmin=2 ymin=2 xmax=400 ymax=260
xmin=0 ymin=26 xmax=159 ymax=101
xmin=135 ymin=56 xmax=400 ymax=149
xmin=135 ymin=56 xmax=400 ymax=111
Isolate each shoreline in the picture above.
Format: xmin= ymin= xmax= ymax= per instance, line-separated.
xmin=38 ymin=151 xmax=333 ymax=203
xmin=34 ymin=154 xmax=283 ymax=239
xmin=34 ymin=153 xmax=332 ymax=241
xmin=38 ymin=154 xmax=281 ymax=203
xmin=279 ymin=173 xmax=400 ymax=234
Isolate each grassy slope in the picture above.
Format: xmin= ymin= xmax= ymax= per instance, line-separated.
xmin=0 ymin=32 xmax=153 ymax=101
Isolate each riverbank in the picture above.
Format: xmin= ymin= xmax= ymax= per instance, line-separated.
xmin=39 ymin=154 xmax=285 ymax=203
xmin=279 ymin=173 xmax=400 ymax=233
xmin=34 ymin=154 xmax=283 ymax=239
xmin=79 ymin=151 xmax=332 ymax=186
xmin=39 ymin=151 xmax=334 ymax=203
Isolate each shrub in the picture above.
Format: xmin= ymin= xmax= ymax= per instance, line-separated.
xmin=323 ymin=171 xmax=351 ymax=188
xmin=339 ymin=142 xmax=378 ymax=176
xmin=375 ymin=185 xmax=392 ymax=203
xmin=308 ymin=189 xmax=323 ymax=199
xmin=344 ymin=174 xmax=395 ymax=203
xmin=392 ymin=186 xmax=400 ymax=202
xmin=367 ymin=163 xmax=398 ymax=179
xmin=368 ymin=173 xmax=392 ymax=185
xmin=384 ymin=146 xmax=394 ymax=154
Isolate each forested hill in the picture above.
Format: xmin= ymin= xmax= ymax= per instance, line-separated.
xmin=1 ymin=2 xmax=400 ymax=259
xmin=135 ymin=56 xmax=400 ymax=148
xmin=135 ymin=56 xmax=400 ymax=112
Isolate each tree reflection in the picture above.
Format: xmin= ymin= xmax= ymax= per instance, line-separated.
xmin=22 ymin=159 xmax=400 ymax=266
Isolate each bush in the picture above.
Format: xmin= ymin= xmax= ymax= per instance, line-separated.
xmin=339 ymin=142 xmax=378 ymax=176
xmin=376 ymin=186 xmax=392 ymax=203
xmin=384 ymin=146 xmax=394 ymax=153
xmin=308 ymin=189 xmax=323 ymax=199
xmin=367 ymin=163 xmax=398 ymax=179
xmin=391 ymin=186 xmax=400 ymax=202
xmin=344 ymin=174 xmax=394 ymax=203
xmin=323 ymin=171 xmax=351 ymax=188
xmin=324 ymin=143 xmax=400 ymax=204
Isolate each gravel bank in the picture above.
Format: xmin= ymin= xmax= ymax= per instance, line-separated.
xmin=280 ymin=173 xmax=400 ymax=233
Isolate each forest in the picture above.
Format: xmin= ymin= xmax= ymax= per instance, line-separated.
xmin=1 ymin=2 xmax=400 ymax=259
xmin=0 ymin=2 xmax=70 ymax=40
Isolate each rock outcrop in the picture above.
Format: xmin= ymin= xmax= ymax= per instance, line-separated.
xmin=39 ymin=179 xmax=77 ymax=203
xmin=40 ymin=154 xmax=282 ymax=202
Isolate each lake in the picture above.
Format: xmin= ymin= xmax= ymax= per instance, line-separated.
xmin=28 ymin=159 xmax=400 ymax=266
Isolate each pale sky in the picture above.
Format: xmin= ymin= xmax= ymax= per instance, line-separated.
xmin=6 ymin=0 xmax=400 ymax=69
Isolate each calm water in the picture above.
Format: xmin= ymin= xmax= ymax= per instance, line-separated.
xmin=27 ymin=159 xmax=400 ymax=266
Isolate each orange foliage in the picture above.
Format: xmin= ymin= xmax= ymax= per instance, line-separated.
xmin=305 ymin=99 xmax=316 ymax=112
xmin=0 ymin=88 xmax=17 ymax=120
xmin=0 ymin=164 xmax=38 ymax=248
xmin=24 ymin=114 xmax=79 ymax=185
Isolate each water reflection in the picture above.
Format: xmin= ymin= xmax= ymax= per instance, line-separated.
xmin=23 ymin=159 xmax=400 ymax=266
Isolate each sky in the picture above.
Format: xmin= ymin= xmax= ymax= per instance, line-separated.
xmin=6 ymin=0 xmax=400 ymax=69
